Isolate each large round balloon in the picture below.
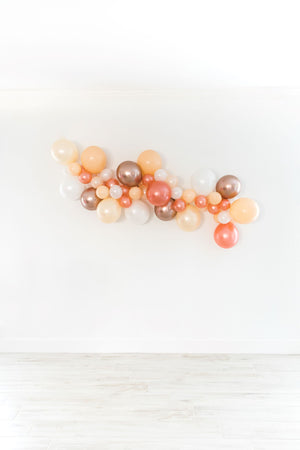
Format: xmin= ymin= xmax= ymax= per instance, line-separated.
xmin=191 ymin=169 xmax=217 ymax=196
xmin=51 ymin=139 xmax=78 ymax=165
xmin=230 ymin=198 xmax=259 ymax=224
xmin=59 ymin=175 xmax=83 ymax=200
xmin=97 ymin=198 xmax=121 ymax=223
xmin=216 ymin=175 xmax=241 ymax=199
xmin=125 ymin=200 xmax=150 ymax=225
xmin=176 ymin=205 xmax=201 ymax=231
xmin=214 ymin=222 xmax=239 ymax=248
xmin=146 ymin=181 xmax=171 ymax=206
xmin=81 ymin=146 xmax=106 ymax=174
xmin=116 ymin=161 xmax=142 ymax=187
xmin=137 ymin=150 xmax=162 ymax=175
xmin=80 ymin=188 xmax=100 ymax=210
xmin=155 ymin=199 xmax=176 ymax=221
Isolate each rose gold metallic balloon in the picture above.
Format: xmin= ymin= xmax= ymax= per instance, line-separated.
xmin=80 ymin=187 xmax=100 ymax=210
xmin=155 ymin=199 xmax=177 ymax=221
xmin=116 ymin=161 xmax=142 ymax=187
xmin=216 ymin=175 xmax=241 ymax=199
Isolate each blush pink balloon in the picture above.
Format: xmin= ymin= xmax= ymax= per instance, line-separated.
xmin=146 ymin=181 xmax=171 ymax=206
xmin=214 ymin=222 xmax=239 ymax=249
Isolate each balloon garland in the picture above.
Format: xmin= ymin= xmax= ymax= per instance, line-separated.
xmin=51 ymin=139 xmax=259 ymax=248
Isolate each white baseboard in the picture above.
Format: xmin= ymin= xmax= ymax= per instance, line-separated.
xmin=0 ymin=338 xmax=299 ymax=353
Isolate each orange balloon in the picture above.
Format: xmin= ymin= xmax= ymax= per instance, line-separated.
xmin=81 ymin=146 xmax=106 ymax=174
xmin=230 ymin=198 xmax=259 ymax=224
xmin=137 ymin=150 xmax=162 ymax=175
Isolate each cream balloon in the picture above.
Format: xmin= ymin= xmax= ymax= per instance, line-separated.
xmin=176 ymin=205 xmax=201 ymax=231
xmin=191 ymin=169 xmax=217 ymax=195
xmin=230 ymin=198 xmax=259 ymax=224
xmin=125 ymin=200 xmax=150 ymax=225
xmin=51 ymin=139 xmax=78 ymax=165
xmin=97 ymin=198 xmax=121 ymax=223
xmin=59 ymin=175 xmax=83 ymax=200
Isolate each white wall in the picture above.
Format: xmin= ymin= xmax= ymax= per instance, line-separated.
xmin=0 ymin=90 xmax=299 ymax=352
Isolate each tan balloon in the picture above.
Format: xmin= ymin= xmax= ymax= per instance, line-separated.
xmin=137 ymin=150 xmax=162 ymax=175
xmin=230 ymin=198 xmax=259 ymax=224
xmin=81 ymin=146 xmax=107 ymax=174
xmin=51 ymin=139 xmax=78 ymax=165
xmin=176 ymin=205 xmax=201 ymax=231
xmin=97 ymin=198 xmax=121 ymax=223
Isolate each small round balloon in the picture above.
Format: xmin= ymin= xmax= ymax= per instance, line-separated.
xmin=51 ymin=139 xmax=78 ymax=165
xmin=97 ymin=198 xmax=121 ymax=223
xmin=230 ymin=198 xmax=259 ymax=224
xmin=214 ymin=222 xmax=239 ymax=248
xmin=216 ymin=175 xmax=241 ymax=199
xmin=81 ymin=146 xmax=107 ymax=174
xmin=146 ymin=181 xmax=171 ymax=206
xmin=155 ymin=200 xmax=176 ymax=221
xmin=80 ymin=188 xmax=100 ymax=210
xmin=191 ymin=169 xmax=217 ymax=196
xmin=125 ymin=200 xmax=150 ymax=225
xmin=116 ymin=161 xmax=142 ymax=187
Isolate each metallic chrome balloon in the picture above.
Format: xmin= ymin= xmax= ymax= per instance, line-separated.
xmin=116 ymin=161 xmax=142 ymax=187
xmin=216 ymin=175 xmax=241 ymax=199
xmin=155 ymin=199 xmax=177 ymax=221
xmin=80 ymin=187 xmax=100 ymax=210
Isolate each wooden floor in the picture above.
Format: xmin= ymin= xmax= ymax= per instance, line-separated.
xmin=0 ymin=354 xmax=299 ymax=449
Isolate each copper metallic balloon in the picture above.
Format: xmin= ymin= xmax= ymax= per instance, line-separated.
xmin=155 ymin=199 xmax=177 ymax=221
xmin=80 ymin=187 xmax=100 ymax=210
xmin=116 ymin=161 xmax=142 ymax=187
xmin=216 ymin=175 xmax=241 ymax=199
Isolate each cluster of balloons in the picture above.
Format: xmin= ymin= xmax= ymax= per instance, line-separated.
xmin=51 ymin=139 xmax=259 ymax=248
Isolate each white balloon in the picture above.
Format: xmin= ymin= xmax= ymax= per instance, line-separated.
xmin=59 ymin=176 xmax=83 ymax=200
xmin=110 ymin=184 xmax=123 ymax=199
xmin=171 ymin=186 xmax=183 ymax=199
xmin=217 ymin=210 xmax=231 ymax=224
xmin=125 ymin=200 xmax=150 ymax=225
xmin=154 ymin=169 xmax=168 ymax=181
xmin=100 ymin=168 xmax=114 ymax=182
xmin=191 ymin=169 xmax=217 ymax=195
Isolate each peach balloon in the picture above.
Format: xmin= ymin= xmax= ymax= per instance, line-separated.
xmin=230 ymin=198 xmax=259 ymax=224
xmin=129 ymin=186 xmax=142 ymax=200
xmin=176 ymin=205 xmax=201 ymax=232
xmin=51 ymin=139 xmax=78 ymax=165
xmin=68 ymin=162 xmax=82 ymax=176
xmin=146 ymin=181 xmax=171 ymax=206
xmin=214 ymin=222 xmax=239 ymax=248
xmin=137 ymin=150 xmax=162 ymax=175
xmin=81 ymin=146 xmax=106 ymax=174
xmin=182 ymin=189 xmax=196 ymax=204
xmin=207 ymin=191 xmax=222 ymax=205
xmin=96 ymin=185 xmax=109 ymax=199
xmin=97 ymin=198 xmax=121 ymax=223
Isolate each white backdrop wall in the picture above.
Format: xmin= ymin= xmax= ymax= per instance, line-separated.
xmin=0 ymin=89 xmax=299 ymax=352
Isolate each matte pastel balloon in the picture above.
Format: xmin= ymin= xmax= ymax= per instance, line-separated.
xmin=176 ymin=205 xmax=201 ymax=231
xmin=207 ymin=191 xmax=222 ymax=205
xmin=80 ymin=187 xmax=100 ymax=210
xmin=96 ymin=185 xmax=109 ymax=199
xmin=59 ymin=176 xmax=83 ymax=200
xmin=155 ymin=200 xmax=176 ymax=221
xmin=129 ymin=187 xmax=142 ymax=200
xmin=125 ymin=200 xmax=150 ymax=225
xmin=137 ymin=150 xmax=162 ymax=175
xmin=182 ymin=189 xmax=196 ymax=204
xmin=68 ymin=162 xmax=82 ymax=176
xmin=216 ymin=175 xmax=241 ymax=199
xmin=146 ymin=181 xmax=171 ymax=206
xmin=97 ymin=198 xmax=122 ymax=223
xmin=230 ymin=198 xmax=259 ymax=224
xmin=191 ymin=169 xmax=217 ymax=196
xmin=81 ymin=146 xmax=107 ymax=174
xmin=51 ymin=139 xmax=78 ymax=165
xmin=116 ymin=161 xmax=142 ymax=187
xmin=214 ymin=222 xmax=239 ymax=248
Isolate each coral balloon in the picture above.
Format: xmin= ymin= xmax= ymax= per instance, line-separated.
xmin=214 ymin=222 xmax=239 ymax=248
xmin=176 ymin=205 xmax=201 ymax=231
xmin=51 ymin=139 xmax=78 ymax=165
xmin=173 ymin=199 xmax=186 ymax=212
xmin=142 ymin=174 xmax=154 ymax=187
xmin=119 ymin=195 xmax=132 ymax=208
xmin=137 ymin=150 xmax=162 ymax=175
xmin=78 ymin=169 xmax=92 ymax=184
xmin=146 ymin=181 xmax=171 ymax=206
xmin=219 ymin=199 xmax=231 ymax=210
xmin=116 ymin=161 xmax=142 ymax=187
xmin=81 ymin=146 xmax=107 ymax=174
xmin=80 ymin=188 xmax=100 ymax=210
xmin=155 ymin=200 xmax=176 ymax=221
xmin=230 ymin=198 xmax=259 ymax=224
xmin=216 ymin=175 xmax=241 ymax=199
xmin=97 ymin=198 xmax=122 ymax=223
xmin=208 ymin=204 xmax=220 ymax=215
xmin=195 ymin=195 xmax=208 ymax=209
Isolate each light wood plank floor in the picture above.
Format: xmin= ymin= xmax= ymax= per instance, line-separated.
xmin=0 ymin=354 xmax=299 ymax=449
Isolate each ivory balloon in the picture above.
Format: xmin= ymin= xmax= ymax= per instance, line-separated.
xmin=137 ymin=150 xmax=162 ymax=175
xmin=230 ymin=198 xmax=259 ymax=224
xmin=81 ymin=146 xmax=106 ymax=174
xmin=59 ymin=175 xmax=83 ymax=200
xmin=51 ymin=139 xmax=78 ymax=165
xmin=125 ymin=200 xmax=150 ymax=225
xmin=176 ymin=205 xmax=201 ymax=231
xmin=191 ymin=169 xmax=217 ymax=196
xmin=97 ymin=198 xmax=121 ymax=223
